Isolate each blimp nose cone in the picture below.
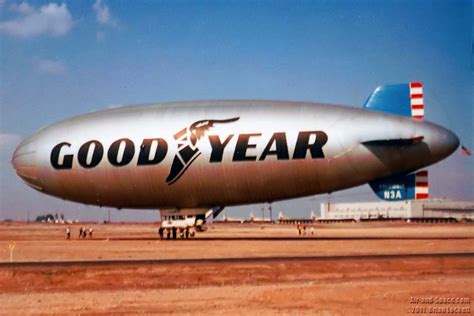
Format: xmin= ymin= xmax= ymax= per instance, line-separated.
xmin=11 ymin=137 xmax=43 ymax=191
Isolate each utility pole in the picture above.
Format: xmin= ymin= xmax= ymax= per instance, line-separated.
xmin=327 ymin=193 xmax=331 ymax=213
xmin=269 ymin=203 xmax=273 ymax=223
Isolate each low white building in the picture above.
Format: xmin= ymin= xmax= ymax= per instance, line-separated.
xmin=319 ymin=199 xmax=474 ymax=221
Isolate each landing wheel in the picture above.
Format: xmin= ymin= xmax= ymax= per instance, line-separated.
xmin=185 ymin=228 xmax=189 ymax=239
xmin=166 ymin=229 xmax=171 ymax=240
xmin=158 ymin=227 xmax=164 ymax=240
xmin=172 ymin=227 xmax=177 ymax=239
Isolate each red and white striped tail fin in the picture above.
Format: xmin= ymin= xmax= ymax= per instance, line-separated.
xmin=415 ymin=170 xmax=429 ymax=199
xmin=410 ymin=82 xmax=424 ymax=119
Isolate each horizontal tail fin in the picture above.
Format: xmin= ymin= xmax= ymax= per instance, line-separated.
xmin=362 ymin=136 xmax=424 ymax=147
xmin=369 ymin=170 xmax=429 ymax=201
xmin=364 ymin=82 xmax=424 ymax=119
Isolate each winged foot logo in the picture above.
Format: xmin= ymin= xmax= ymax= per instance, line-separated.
xmin=165 ymin=117 xmax=240 ymax=184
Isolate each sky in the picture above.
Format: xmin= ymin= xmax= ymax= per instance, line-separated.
xmin=0 ymin=0 xmax=472 ymax=222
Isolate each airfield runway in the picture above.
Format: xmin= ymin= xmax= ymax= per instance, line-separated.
xmin=0 ymin=222 xmax=473 ymax=315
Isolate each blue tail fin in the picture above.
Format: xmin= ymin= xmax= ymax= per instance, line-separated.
xmin=364 ymin=82 xmax=424 ymax=119
xmin=369 ymin=170 xmax=429 ymax=201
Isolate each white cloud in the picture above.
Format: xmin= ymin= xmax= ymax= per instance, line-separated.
xmin=9 ymin=2 xmax=34 ymax=14
xmin=0 ymin=133 xmax=21 ymax=148
xmin=93 ymin=0 xmax=117 ymax=27
xmin=0 ymin=3 xmax=73 ymax=38
xmin=35 ymin=58 xmax=66 ymax=75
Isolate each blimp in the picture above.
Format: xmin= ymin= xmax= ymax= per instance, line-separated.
xmin=12 ymin=82 xmax=459 ymax=237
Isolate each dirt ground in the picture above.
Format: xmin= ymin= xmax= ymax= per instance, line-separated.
xmin=0 ymin=222 xmax=473 ymax=315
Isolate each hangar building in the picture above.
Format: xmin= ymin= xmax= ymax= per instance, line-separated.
xmin=319 ymin=199 xmax=474 ymax=222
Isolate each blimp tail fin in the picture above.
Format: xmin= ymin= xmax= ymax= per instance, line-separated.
xmin=363 ymin=82 xmax=424 ymax=119
xmin=369 ymin=170 xmax=429 ymax=201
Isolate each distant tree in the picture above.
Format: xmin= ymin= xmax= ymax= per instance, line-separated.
xmin=35 ymin=214 xmax=55 ymax=222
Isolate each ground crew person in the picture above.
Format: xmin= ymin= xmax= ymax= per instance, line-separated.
xmin=79 ymin=226 xmax=83 ymax=238
xmin=88 ymin=227 xmax=93 ymax=238
xmin=66 ymin=227 xmax=71 ymax=240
